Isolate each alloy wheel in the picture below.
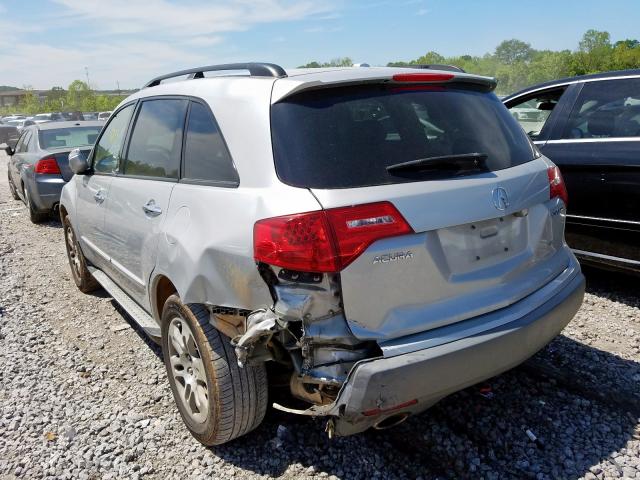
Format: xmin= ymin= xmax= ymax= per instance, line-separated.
xmin=65 ymin=225 xmax=82 ymax=279
xmin=167 ymin=317 xmax=210 ymax=424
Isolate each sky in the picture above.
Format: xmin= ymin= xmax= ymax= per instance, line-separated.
xmin=1 ymin=0 xmax=639 ymax=90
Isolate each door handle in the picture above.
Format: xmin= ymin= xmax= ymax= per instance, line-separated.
xmin=142 ymin=200 xmax=162 ymax=216
xmin=94 ymin=190 xmax=106 ymax=203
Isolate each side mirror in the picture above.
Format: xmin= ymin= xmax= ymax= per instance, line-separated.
xmin=68 ymin=148 xmax=91 ymax=175
xmin=0 ymin=142 xmax=14 ymax=156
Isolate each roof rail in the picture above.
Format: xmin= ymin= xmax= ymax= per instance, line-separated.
xmin=405 ymin=64 xmax=466 ymax=73
xmin=143 ymin=62 xmax=287 ymax=88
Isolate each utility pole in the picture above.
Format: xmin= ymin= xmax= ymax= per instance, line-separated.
xmin=117 ymin=80 xmax=120 ymax=94
xmin=84 ymin=67 xmax=90 ymax=87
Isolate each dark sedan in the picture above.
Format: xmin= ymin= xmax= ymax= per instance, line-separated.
xmin=503 ymin=69 xmax=640 ymax=274
xmin=4 ymin=121 xmax=103 ymax=223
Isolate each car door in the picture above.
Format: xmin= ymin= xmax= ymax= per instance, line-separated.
xmin=8 ymin=129 xmax=30 ymax=193
xmin=102 ymin=98 xmax=187 ymax=308
xmin=10 ymin=129 xmax=37 ymax=199
xmin=539 ymin=77 xmax=640 ymax=264
xmin=74 ymin=103 xmax=136 ymax=269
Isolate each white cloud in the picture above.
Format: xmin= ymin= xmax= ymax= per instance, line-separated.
xmin=0 ymin=0 xmax=337 ymax=89
xmin=50 ymin=0 xmax=332 ymax=36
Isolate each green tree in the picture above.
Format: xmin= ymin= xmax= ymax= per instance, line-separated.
xmin=66 ymin=80 xmax=93 ymax=111
xmin=298 ymin=57 xmax=353 ymax=68
xmin=495 ymin=39 xmax=534 ymax=64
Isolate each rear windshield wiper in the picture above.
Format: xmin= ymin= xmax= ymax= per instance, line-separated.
xmin=386 ymin=152 xmax=488 ymax=173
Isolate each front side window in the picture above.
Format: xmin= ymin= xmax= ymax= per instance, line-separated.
xmin=563 ymin=78 xmax=640 ymax=139
xmin=123 ymin=99 xmax=187 ymax=179
xmin=506 ymin=88 xmax=565 ymax=140
xmin=93 ymin=104 xmax=135 ymax=174
xmin=183 ymin=102 xmax=238 ymax=185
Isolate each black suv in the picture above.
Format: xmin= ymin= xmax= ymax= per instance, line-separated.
xmin=504 ymin=70 xmax=640 ymax=274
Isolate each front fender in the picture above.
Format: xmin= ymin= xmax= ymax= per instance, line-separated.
xmin=59 ymin=176 xmax=78 ymax=221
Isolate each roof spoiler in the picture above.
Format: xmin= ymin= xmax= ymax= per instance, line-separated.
xmin=404 ymin=64 xmax=466 ymax=73
xmin=143 ymin=62 xmax=287 ymax=88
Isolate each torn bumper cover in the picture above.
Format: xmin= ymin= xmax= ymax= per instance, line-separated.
xmin=290 ymin=272 xmax=585 ymax=436
xmin=233 ymin=309 xmax=284 ymax=367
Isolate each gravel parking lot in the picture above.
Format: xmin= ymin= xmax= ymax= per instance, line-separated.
xmin=1 ymin=151 xmax=639 ymax=480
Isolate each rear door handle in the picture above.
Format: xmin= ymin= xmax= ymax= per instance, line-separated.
xmin=142 ymin=199 xmax=162 ymax=216
xmin=94 ymin=190 xmax=106 ymax=203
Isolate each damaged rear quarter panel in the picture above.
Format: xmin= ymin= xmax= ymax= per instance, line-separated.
xmin=152 ymin=183 xmax=323 ymax=313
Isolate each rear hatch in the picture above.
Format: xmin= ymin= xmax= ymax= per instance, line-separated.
xmin=271 ymin=77 xmax=570 ymax=342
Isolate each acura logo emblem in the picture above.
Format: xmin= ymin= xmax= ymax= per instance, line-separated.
xmin=492 ymin=187 xmax=509 ymax=211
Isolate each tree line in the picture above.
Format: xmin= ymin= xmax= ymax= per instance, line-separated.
xmin=299 ymin=29 xmax=640 ymax=94
xmin=0 ymin=80 xmax=127 ymax=115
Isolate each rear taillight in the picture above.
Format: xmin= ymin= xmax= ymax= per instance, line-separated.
xmin=34 ymin=156 xmax=61 ymax=175
xmin=547 ymin=164 xmax=568 ymax=206
xmin=253 ymin=202 xmax=413 ymax=273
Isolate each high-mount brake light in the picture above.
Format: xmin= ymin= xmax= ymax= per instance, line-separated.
xmin=34 ymin=156 xmax=61 ymax=175
xmin=392 ymin=73 xmax=454 ymax=83
xmin=253 ymin=202 xmax=413 ymax=273
xmin=547 ymin=164 xmax=568 ymax=206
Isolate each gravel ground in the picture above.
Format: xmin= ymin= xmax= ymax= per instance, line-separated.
xmin=0 ymin=151 xmax=639 ymax=480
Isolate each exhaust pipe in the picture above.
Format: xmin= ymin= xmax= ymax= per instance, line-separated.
xmin=373 ymin=413 xmax=410 ymax=430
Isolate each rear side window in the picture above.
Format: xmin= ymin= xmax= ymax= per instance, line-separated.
xmin=272 ymin=85 xmax=538 ymax=189
xmin=14 ymin=130 xmax=31 ymax=153
xmin=124 ymin=99 xmax=187 ymax=179
xmin=563 ymin=78 xmax=640 ymax=139
xmin=183 ymin=102 xmax=238 ymax=185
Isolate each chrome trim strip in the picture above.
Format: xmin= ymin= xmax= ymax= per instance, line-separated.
xmin=572 ymin=249 xmax=640 ymax=266
xmin=504 ymin=74 xmax=640 ymax=102
xmin=544 ymin=137 xmax=640 ymax=144
xmin=80 ymin=236 xmax=109 ymax=261
xmin=567 ymin=214 xmax=640 ymax=226
xmin=110 ymin=258 xmax=146 ymax=287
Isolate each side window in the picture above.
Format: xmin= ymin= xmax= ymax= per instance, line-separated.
xmin=183 ymin=102 xmax=239 ymax=185
xmin=93 ymin=104 xmax=135 ymax=174
xmin=15 ymin=131 xmax=32 ymax=153
xmin=124 ymin=99 xmax=187 ymax=179
xmin=507 ymin=88 xmax=565 ymax=140
xmin=563 ymin=78 xmax=640 ymax=139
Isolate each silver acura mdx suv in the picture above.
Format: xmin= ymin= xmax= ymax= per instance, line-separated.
xmin=60 ymin=63 xmax=585 ymax=445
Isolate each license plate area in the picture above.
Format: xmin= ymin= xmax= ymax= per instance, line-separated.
xmin=438 ymin=215 xmax=528 ymax=274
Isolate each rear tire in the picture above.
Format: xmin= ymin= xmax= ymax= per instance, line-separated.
xmin=63 ymin=215 xmax=99 ymax=293
xmin=23 ymin=184 xmax=48 ymax=223
xmin=161 ymin=295 xmax=268 ymax=446
xmin=8 ymin=170 xmax=19 ymax=200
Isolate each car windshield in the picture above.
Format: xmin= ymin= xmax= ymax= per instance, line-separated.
xmin=6 ymin=120 xmax=21 ymax=126
xmin=38 ymin=126 xmax=102 ymax=149
xmin=33 ymin=114 xmax=51 ymax=120
xmin=271 ymin=84 xmax=538 ymax=189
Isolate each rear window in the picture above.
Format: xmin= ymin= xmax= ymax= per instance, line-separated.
xmin=38 ymin=127 xmax=102 ymax=150
xmin=271 ymin=85 xmax=538 ymax=189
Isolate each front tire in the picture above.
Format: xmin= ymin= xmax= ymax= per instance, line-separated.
xmin=63 ymin=216 xmax=99 ymax=293
xmin=161 ymin=295 xmax=268 ymax=446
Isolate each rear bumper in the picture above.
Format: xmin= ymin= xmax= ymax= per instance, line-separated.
xmin=331 ymin=268 xmax=585 ymax=436
xmin=30 ymin=175 xmax=65 ymax=211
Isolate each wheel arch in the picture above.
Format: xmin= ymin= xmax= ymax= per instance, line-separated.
xmin=151 ymin=273 xmax=179 ymax=322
